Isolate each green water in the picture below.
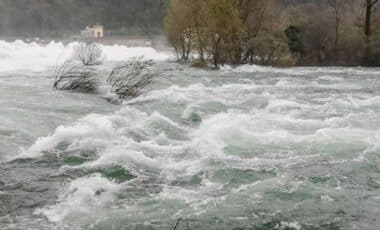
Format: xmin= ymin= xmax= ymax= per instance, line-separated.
xmin=1 ymin=63 xmax=380 ymax=230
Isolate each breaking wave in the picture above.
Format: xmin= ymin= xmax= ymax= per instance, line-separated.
xmin=19 ymin=74 xmax=380 ymax=228
xmin=1 ymin=41 xmax=380 ymax=229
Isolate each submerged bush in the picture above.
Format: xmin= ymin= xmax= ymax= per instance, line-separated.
xmin=54 ymin=44 xmax=156 ymax=101
xmin=53 ymin=43 xmax=105 ymax=93
xmin=53 ymin=59 xmax=99 ymax=93
xmin=107 ymin=57 xmax=155 ymax=99
xmin=73 ymin=43 xmax=105 ymax=66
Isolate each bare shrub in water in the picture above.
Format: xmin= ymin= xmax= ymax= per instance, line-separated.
xmin=53 ymin=43 xmax=104 ymax=93
xmin=107 ymin=57 xmax=155 ymax=99
xmin=73 ymin=43 xmax=104 ymax=66
xmin=53 ymin=59 xmax=99 ymax=93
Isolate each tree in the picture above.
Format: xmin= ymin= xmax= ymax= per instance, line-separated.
xmin=73 ymin=43 xmax=105 ymax=66
xmin=164 ymin=0 xmax=244 ymax=67
xmin=107 ymin=57 xmax=156 ymax=99
xmin=185 ymin=0 xmax=207 ymax=63
xmin=363 ymin=0 xmax=379 ymax=64
xmin=164 ymin=0 xmax=380 ymax=67
xmin=244 ymin=0 xmax=269 ymax=63
xmin=285 ymin=25 xmax=304 ymax=63
xmin=327 ymin=0 xmax=340 ymax=51
xmin=164 ymin=0 xmax=193 ymax=61
xmin=364 ymin=0 xmax=379 ymax=38
xmin=54 ymin=59 xmax=99 ymax=93
xmin=204 ymin=0 xmax=244 ymax=67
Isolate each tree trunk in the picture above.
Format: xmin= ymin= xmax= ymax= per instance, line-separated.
xmin=213 ymin=36 xmax=221 ymax=68
xmin=334 ymin=9 xmax=339 ymax=50
xmin=365 ymin=0 xmax=372 ymax=57
xmin=181 ymin=37 xmax=186 ymax=61
xmin=365 ymin=0 xmax=372 ymax=38
xmin=364 ymin=0 xmax=379 ymax=65
xmin=186 ymin=38 xmax=191 ymax=60
xmin=194 ymin=17 xmax=205 ymax=62
xmin=327 ymin=0 xmax=339 ymax=58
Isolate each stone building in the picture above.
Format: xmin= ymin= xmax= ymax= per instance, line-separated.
xmin=81 ymin=25 xmax=104 ymax=38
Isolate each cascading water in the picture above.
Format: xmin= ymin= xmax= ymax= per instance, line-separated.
xmin=0 ymin=40 xmax=379 ymax=230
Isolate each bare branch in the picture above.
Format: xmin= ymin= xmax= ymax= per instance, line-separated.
xmin=54 ymin=59 xmax=99 ymax=93
xmin=370 ymin=0 xmax=379 ymax=7
xmin=107 ymin=57 xmax=156 ymax=100
xmin=73 ymin=43 xmax=105 ymax=66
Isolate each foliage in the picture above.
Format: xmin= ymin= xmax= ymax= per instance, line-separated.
xmin=164 ymin=0 xmax=245 ymax=67
xmin=205 ymin=0 xmax=245 ymax=67
xmin=285 ymin=26 xmax=303 ymax=62
xmin=164 ymin=0 xmax=380 ymax=67
xmin=2 ymin=0 xmax=380 ymax=66
xmin=164 ymin=0 xmax=193 ymax=61
xmin=254 ymin=33 xmax=288 ymax=65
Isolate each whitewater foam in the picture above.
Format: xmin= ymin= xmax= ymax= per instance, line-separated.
xmin=222 ymin=63 xmax=380 ymax=76
xmin=34 ymin=174 xmax=121 ymax=223
xmin=2 ymin=56 xmax=380 ymax=229
xmin=0 ymin=40 xmax=171 ymax=73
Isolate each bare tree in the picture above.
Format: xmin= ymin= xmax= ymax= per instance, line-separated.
xmin=53 ymin=59 xmax=99 ymax=93
xmin=363 ymin=0 xmax=379 ymax=63
xmin=73 ymin=43 xmax=105 ymax=66
xmin=53 ymin=43 xmax=105 ymax=93
xmin=107 ymin=57 xmax=156 ymax=99
xmin=327 ymin=0 xmax=340 ymax=50
xmin=364 ymin=0 xmax=379 ymax=38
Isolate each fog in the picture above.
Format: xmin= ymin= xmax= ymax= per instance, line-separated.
xmin=0 ymin=0 xmax=168 ymax=38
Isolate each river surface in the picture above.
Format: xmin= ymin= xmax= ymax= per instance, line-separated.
xmin=0 ymin=41 xmax=380 ymax=230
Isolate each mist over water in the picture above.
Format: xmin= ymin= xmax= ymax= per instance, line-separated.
xmin=0 ymin=41 xmax=380 ymax=230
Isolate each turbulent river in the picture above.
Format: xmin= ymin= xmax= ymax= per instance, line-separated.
xmin=0 ymin=40 xmax=380 ymax=230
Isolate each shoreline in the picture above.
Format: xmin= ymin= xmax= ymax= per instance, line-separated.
xmin=1 ymin=37 xmax=379 ymax=68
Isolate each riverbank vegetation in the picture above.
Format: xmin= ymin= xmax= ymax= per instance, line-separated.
xmin=1 ymin=0 xmax=379 ymax=67
xmin=164 ymin=0 xmax=380 ymax=67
